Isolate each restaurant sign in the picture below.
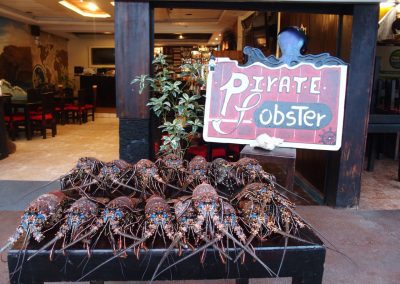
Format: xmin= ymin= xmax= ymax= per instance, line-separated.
xmin=204 ymin=34 xmax=348 ymax=150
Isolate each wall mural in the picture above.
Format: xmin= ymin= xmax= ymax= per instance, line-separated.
xmin=0 ymin=17 xmax=68 ymax=88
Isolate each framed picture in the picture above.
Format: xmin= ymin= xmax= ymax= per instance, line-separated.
xmin=89 ymin=47 xmax=115 ymax=67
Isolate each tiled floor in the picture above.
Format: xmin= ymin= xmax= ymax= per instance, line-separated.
xmin=0 ymin=117 xmax=118 ymax=181
xmin=361 ymin=158 xmax=400 ymax=210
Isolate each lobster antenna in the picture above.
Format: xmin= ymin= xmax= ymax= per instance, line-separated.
xmin=161 ymin=181 xmax=192 ymax=196
xmin=203 ymin=235 xmax=232 ymax=261
xmin=1 ymin=178 xmax=59 ymax=205
xmin=27 ymin=236 xmax=60 ymax=261
xmin=150 ymin=236 xmax=180 ymax=282
xmin=153 ymin=237 xmax=220 ymax=280
xmin=221 ymin=228 xmax=277 ymax=277
xmin=0 ymin=239 xmax=14 ymax=253
xmin=270 ymin=180 xmax=310 ymax=204
xmin=274 ymin=229 xmax=318 ymax=245
xmin=233 ymin=234 xmax=255 ymax=263
xmin=286 ymin=207 xmax=356 ymax=266
xmin=277 ymin=222 xmax=289 ymax=276
xmin=77 ymin=236 xmax=148 ymax=281
xmin=62 ymin=229 xmax=96 ymax=250
xmin=112 ymin=180 xmax=142 ymax=194
xmin=10 ymin=227 xmax=31 ymax=280
xmin=115 ymin=231 xmax=141 ymax=241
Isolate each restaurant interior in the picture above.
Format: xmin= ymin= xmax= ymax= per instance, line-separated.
xmin=0 ymin=0 xmax=399 ymax=211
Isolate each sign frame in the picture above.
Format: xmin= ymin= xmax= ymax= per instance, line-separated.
xmin=203 ymin=29 xmax=348 ymax=151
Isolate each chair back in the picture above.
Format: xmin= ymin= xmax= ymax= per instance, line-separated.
xmin=27 ymin=88 xmax=41 ymax=103
xmin=3 ymin=96 xmax=12 ymax=117
xmin=41 ymin=92 xmax=55 ymax=114
xmin=64 ymin=87 xmax=73 ymax=99
xmin=77 ymin=89 xmax=86 ymax=107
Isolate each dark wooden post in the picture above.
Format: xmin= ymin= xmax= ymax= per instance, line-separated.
xmin=325 ymin=4 xmax=379 ymax=207
xmin=115 ymin=1 xmax=152 ymax=163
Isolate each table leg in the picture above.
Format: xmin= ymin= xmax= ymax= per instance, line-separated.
xmin=292 ymin=271 xmax=323 ymax=284
xmin=366 ymin=134 xmax=377 ymax=171
xmin=286 ymin=161 xmax=295 ymax=191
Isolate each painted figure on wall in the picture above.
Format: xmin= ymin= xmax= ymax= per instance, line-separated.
xmin=0 ymin=17 xmax=68 ymax=88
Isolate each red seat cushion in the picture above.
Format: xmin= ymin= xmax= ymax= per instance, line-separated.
xmin=30 ymin=113 xmax=53 ymax=120
xmin=187 ymin=145 xmax=208 ymax=158
xmin=55 ymin=107 xmax=62 ymax=111
xmin=228 ymin=144 xmax=240 ymax=154
xmin=211 ymin=147 xmax=226 ymax=158
xmin=5 ymin=115 xmax=25 ymax=122
xmin=29 ymin=111 xmax=41 ymax=116
xmin=85 ymin=104 xmax=94 ymax=108
xmin=64 ymin=105 xmax=79 ymax=111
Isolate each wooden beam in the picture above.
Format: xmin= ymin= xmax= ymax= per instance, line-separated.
xmin=150 ymin=1 xmax=353 ymax=15
xmin=325 ymin=4 xmax=379 ymax=207
xmin=115 ymin=1 xmax=151 ymax=119
xmin=115 ymin=1 xmax=152 ymax=162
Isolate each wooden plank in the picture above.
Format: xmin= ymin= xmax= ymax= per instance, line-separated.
xmin=115 ymin=1 xmax=151 ymax=119
xmin=325 ymin=4 xmax=379 ymax=208
xmin=151 ymin=1 xmax=353 ymax=15
xmin=115 ymin=1 xmax=152 ymax=161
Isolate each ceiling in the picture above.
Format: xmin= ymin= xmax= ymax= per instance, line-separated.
xmin=0 ymin=0 xmax=252 ymax=45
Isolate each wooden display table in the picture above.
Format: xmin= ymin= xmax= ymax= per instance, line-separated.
xmin=240 ymin=145 xmax=296 ymax=191
xmin=8 ymin=228 xmax=325 ymax=283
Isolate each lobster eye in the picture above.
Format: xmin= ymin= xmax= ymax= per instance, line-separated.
xmin=115 ymin=211 xmax=123 ymax=218
xmin=37 ymin=214 xmax=45 ymax=221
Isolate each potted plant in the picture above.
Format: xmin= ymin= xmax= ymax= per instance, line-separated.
xmin=131 ymin=54 xmax=205 ymax=158
xmin=58 ymin=66 xmax=75 ymax=90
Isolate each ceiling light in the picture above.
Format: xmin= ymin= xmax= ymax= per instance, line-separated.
xmin=380 ymin=1 xmax=395 ymax=8
xmin=179 ymin=34 xmax=184 ymax=39
xmin=87 ymin=2 xmax=98 ymax=12
xmin=110 ymin=1 xmax=114 ymax=6
xmin=59 ymin=1 xmax=111 ymax=18
xmin=218 ymin=33 xmax=221 ymax=36
xmin=215 ymin=38 xmax=219 ymax=40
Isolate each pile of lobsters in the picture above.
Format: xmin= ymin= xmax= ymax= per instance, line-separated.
xmin=2 ymin=154 xmax=315 ymax=281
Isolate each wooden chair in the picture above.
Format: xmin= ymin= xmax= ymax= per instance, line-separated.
xmin=53 ymin=88 xmax=65 ymax=124
xmin=85 ymin=85 xmax=97 ymax=121
xmin=27 ymin=88 xmax=42 ymax=119
xmin=29 ymin=92 xmax=57 ymax=139
xmin=3 ymin=96 xmax=30 ymax=140
xmin=64 ymin=89 xmax=86 ymax=124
